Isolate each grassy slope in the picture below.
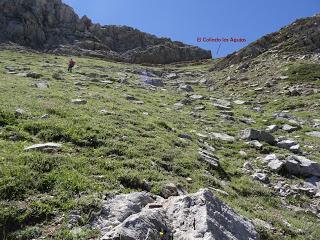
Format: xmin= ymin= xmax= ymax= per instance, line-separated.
xmin=0 ymin=50 xmax=319 ymax=239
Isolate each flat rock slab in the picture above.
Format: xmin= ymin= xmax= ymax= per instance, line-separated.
xmin=35 ymin=82 xmax=49 ymax=89
xmin=71 ymin=99 xmax=87 ymax=104
xmin=24 ymin=143 xmax=62 ymax=152
xmin=92 ymin=189 xmax=259 ymax=240
xmin=210 ymin=132 xmax=235 ymax=142
xmin=306 ymin=131 xmax=320 ymax=138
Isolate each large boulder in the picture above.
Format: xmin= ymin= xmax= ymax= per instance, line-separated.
xmin=241 ymin=129 xmax=275 ymax=145
xmin=92 ymin=189 xmax=259 ymax=240
xmin=284 ymin=155 xmax=320 ymax=177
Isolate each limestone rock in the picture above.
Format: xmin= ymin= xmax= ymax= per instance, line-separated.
xmin=24 ymin=143 xmax=62 ymax=152
xmin=178 ymin=84 xmax=193 ymax=92
xmin=266 ymin=125 xmax=279 ymax=133
xmin=93 ymin=189 xmax=259 ymax=240
xmin=0 ymin=0 xmax=211 ymax=64
xmin=284 ymin=155 xmax=320 ymax=177
xmin=198 ymin=149 xmax=220 ymax=168
xmin=252 ymin=172 xmax=270 ymax=184
xmin=210 ymin=132 xmax=235 ymax=142
xmin=241 ymin=129 xmax=275 ymax=145
xmin=268 ymin=159 xmax=284 ymax=172
xmin=71 ymin=99 xmax=87 ymax=104
xmin=306 ymin=131 xmax=320 ymax=138
xmin=35 ymin=82 xmax=49 ymax=89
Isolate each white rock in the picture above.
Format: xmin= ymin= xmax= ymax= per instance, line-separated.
xmin=24 ymin=143 xmax=62 ymax=152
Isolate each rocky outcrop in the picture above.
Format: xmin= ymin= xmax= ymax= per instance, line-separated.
xmin=0 ymin=0 xmax=211 ymax=64
xmin=92 ymin=189 xmax=259 ymax=240
xmin=210 ymin=14 xmax=320 ymax=70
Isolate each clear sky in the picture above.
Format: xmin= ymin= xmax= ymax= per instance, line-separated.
xmin=63 ymin=0 xmax=319 ymax=58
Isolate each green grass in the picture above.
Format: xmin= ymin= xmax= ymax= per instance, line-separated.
xmin=286 ymin=63 xmax=320 ymax=85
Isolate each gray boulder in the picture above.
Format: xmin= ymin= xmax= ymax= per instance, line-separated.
xmin=277 ymin=139 xmax=300 ymax=152
xmin=282 ymin=124 xmax=300 ymax=132
xmin=306 ymin=131 xmax=320 ymax=138
xmin=241 ymin=129 xmax=275 ymax=145
xmin=268 ymin=159 xmax=284 ymax=172
xmin=265 ymin=125 xmax=279 ymax=133
xmin=198 ymin=149 xmax=220 ymax=168
xmin=93 ymin=189 xmax=259 ymax=240
xmin=35 ymin=82 xmax=49 ymax=89
xmin=178 ymin=84 xmax=193 ymax=92
xmin=284 ymin=155 xmax=320 ymax=177
xmin=252 ymin=172 xmax=270 ymax=184
xmin=210 ymin=132 xmax=235 ymax=142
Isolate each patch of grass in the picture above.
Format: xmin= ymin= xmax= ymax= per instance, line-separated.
xmin=286 ymin=63 xmax=320 ymax=84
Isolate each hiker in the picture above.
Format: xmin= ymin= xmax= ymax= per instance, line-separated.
xmin=68 ymin=58 xmax=76 ymax=72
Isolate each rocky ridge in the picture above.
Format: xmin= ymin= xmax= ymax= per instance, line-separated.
xmin=0 ymin=0 xmax=211 ymax=64
xmin=211 ymin=14 xmax=320 ymax=70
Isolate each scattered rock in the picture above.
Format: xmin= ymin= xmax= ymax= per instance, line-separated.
xmin=277 ymin=139 xmax=300 ymax=152
xmin=241 ymin=129 xmax=275 ymax=145
xmin=282 ymin=124 xmax=300 ymax=132
xmin=71 ymin=99 xmax=87 ymax=104
xmin=178 ymin=133 xmax=192 ymax=140
xmin=178 ymin=84 xmax=193 ymax=92
xmin=213 ymin=99 xmax=232 ymax=110
xmin=190 ymin=94 xmax=204 ymax=100
xmin=165 ymin=73 xmax=178 ymax=80
xmin=35 ymin=82 xmax=49 ymax=89
xmin=284 ymin=155 xmax=320 ymax=177
xmin=15 ymin=108 xmax=26 ymax=116
xmin=26 ymin=72 xmax=42 ymax=79
xmin=234 ymin=100 xmax=247 ymax=105
xmin=266 ymin=125 xmax=279 ymax=133
xmin=268 ymin=159 xmax=284 ymax=172
xmin=100 ymin=109 xmax=115 ymax=115
xmin=252 ymin=172 xmax=270 ymax=184
xmin=198 ymin=149 xmax=220 ymax=168
xmin=247 ymin=140 xmax=263 ymax=149
xmin=210 ymin=132 xmax=235 ymax=142
xmin=24 ymin=143 xmax=62 ymax=152
xmin=306 ymin=131 xmax=320 ymax=138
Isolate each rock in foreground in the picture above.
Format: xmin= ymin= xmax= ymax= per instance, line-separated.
xmin=92 ymin=189 xmax=259 ymax=240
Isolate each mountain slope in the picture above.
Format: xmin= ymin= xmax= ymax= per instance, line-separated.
xmin=0 ymin=0 xmax=212 ymax=64
xmin=211 ymin=14 xmax=320 ymax=71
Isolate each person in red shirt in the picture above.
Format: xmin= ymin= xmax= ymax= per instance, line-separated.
xmin=68 ymin=59 xmax=76 ymax=72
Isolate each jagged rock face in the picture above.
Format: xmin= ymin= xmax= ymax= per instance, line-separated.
xmin=0 ymin=0 xmax=212 ymax=63
xmin=0 ymin=0 xmax=79 ymax=49
xmin=92 ymin=189 xmax=259 ymax=240
xmin=211 ymin=14 xmax=320 ymax=70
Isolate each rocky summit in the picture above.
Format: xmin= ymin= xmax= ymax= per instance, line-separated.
xmin=0 ymin=0 xmax=211 ymax=64
xmin=0 ymin=2 xmax=320 ymax=240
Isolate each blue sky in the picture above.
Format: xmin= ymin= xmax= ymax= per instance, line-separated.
xmin=63 ymin=0 xmax=319 ymax=58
